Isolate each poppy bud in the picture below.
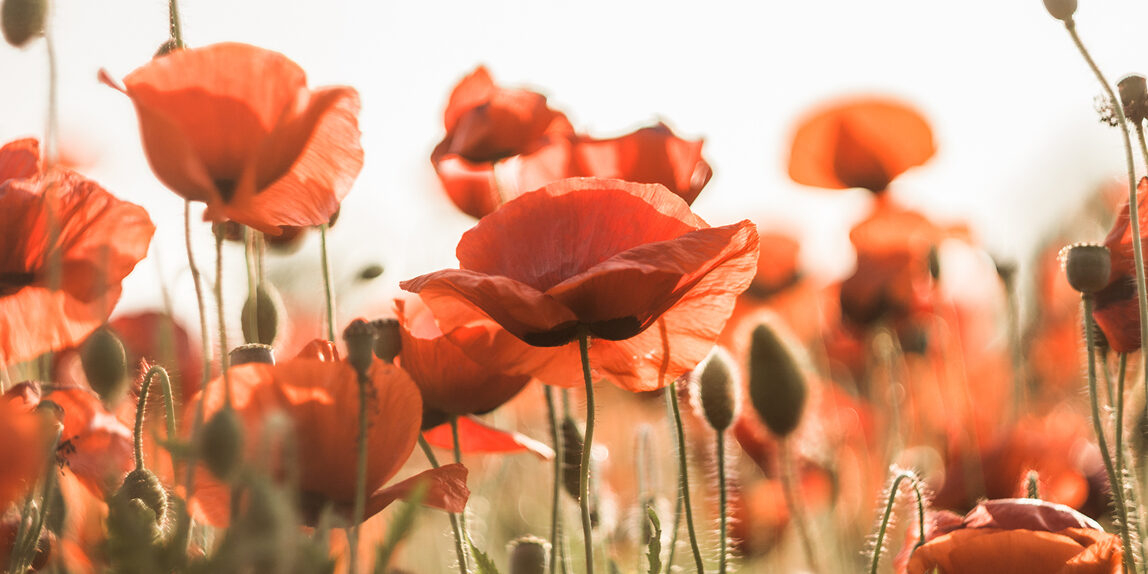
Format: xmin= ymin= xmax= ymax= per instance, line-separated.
xmin=229 ymin=343 xmax=275 ymax=366
xmin=508 ymin=536 xmax=549 ymax=574
xmin=342 ymin=318 xmax=377 ymax=376
xmin=370 ymin=318 xmax=402 ymax=363
xmin=1042 ymin=0 xmax=1076 ymax=21
xmin=109 ymin=468 xmax=168 ymax=540
xmin=241 ymin=284 xmax=281 ymax=345
xmin=80 ymin=327 xmax=128 ymax=405
xmin=358 ymin=263 xmax=384 ymax=281
xmin=1119 ymin=75 xmax=1148 ymax=125
xmin=927 ymin=244 xmax=941 ymax=281
xmin=200 ymin=408 xmax=244 ymax=481
xmin=697 ymin=347 xmax=740 ymax=432
xmin=154 ymin=38 xmax=178 ymax=58
xmin=561 ymin=417 xmax=584 ymax=500
xmin=1 ymin=0 xmax=45 ymax=48
xmin=1059 ymin=243 xmax=1111 ymax=294
xmin=747 ymin=322 xmax=808 ymax=438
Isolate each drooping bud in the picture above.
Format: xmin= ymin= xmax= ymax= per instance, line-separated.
xmin=1059 ymin=243 xmax=1111 ymax=294
xmin=747 ymin=322 xmax=808 ymax=438
xmin=697 ymin=347 xmax=740 ymax=432
xmin=342 ymin=319 xmax=377 ymax=376
xmin=1042 ymin=0 xmax=1076 ymax=21
xmin=508 ymin=536 xmax=549 ymax=574
xmin=1119 ymin=75 xmax=1148 ymax=125
xmin=80 ymin=326 xmax=128 ymax=405
xmin=241 ymin=284 xmax=281 ymax=345
xmin=200 ymin=408 xmax=244 ymax=481
xmin=1 ymin=0 xmax=45 ymax=48
xmin=370 ymin=318 xmax=402 ymax=363
xmin=229 ymin=343 xmax=275 ymax=366
xmin=109 ymin=468 xmax=168 ymax=541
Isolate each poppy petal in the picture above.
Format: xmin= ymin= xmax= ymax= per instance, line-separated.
xmin=423 ymin=416 xmax=554 ymax=460
xmin=0 ymin=138 xmax=40 ymax=182
xmin=364 ymin=463 xmax=470 ymax=517
xmin=572 ymin=123 xmax=711 ymax=205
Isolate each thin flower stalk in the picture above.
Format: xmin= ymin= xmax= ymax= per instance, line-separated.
xmin=665 ymin=379 xmax=705 ymax=573
xmin=418 ymin=436 xmax=469 ymax=574
xmin=577 ymin=330 xmax=598 ymax=574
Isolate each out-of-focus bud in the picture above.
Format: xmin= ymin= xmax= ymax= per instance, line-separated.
xmin=927 ymin=244 xmax=941 ymax=281
xmin=370 ymin=318 xmax=402 ymax=363
xmin=80 ymin=327 xmax=128 ymax=405
xmin=1119 ymin=75 xmax=1148 ymax=125
xmin=200 ymin=408 xmax=244 ymax=481
xmin=1043 ymin=0 xmax=1076 ymax=21
xmin=508 ymin=536 xmax=549 ymax=574
xmin=1 ymin=0 xmax=45 ymax=48
xmin=697 ymin=347 xmax=740 ymax=432
xmin=241 ymin=284 xmax=281 ymax=345
xmin=561 ymin=417 xmax=584 ymax=500
xmin=109 ymin=468 xmax=168 ymax=540
xmin=747 ymin=322 xmax=808 ymax=438
xmin=1059 ymin=243 xmax=1111 ymax=295
xmin=342 ymin=319 xmax=377 ymax=376
xmin=229 ymin=343 xmax=275 ymax=366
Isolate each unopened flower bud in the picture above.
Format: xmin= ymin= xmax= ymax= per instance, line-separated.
xmin=80 ymin=327 xmax=128 ymax=406
xmin=342 ymin=318 xmax=377 ymax=376
xmin=200 ymin=408 xmax=244 ymax=481
xmin=697 ymin=347 xmax=740 ymax=432
xmin=561 ymin=417 xmax=584 ymax=500
xmin=109 ymin=468 xmax=168 ymax=541
xmin=371 ymin=318 xmax=402 ymax=363
xmin=927 ymin=244 xmax=941 ymax=281
xmin=1 ymin=0 xmax=45 ymax=48
xmin=229 ymin=343 xmax=275 ymax=366
xmin=748 ymin=322 xmax=808 ymax=438
xmin=1059 ymin=243 xmax=1111 ymax=294
xmin=241 ymin=284 xmax=281 ymax=345
xmin=1120 ymin=75 xmax=1148 ymax=125
xmin=1043 ymin=0 xmax=1076 ymax=21
xmin=508 ymin=536 xmax=549 ymax=574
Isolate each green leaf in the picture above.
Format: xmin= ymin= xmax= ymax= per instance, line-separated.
xmin=646 ymin=505 xmax=663 ymax=574
xmin=373 ymin=481 xmax=428 ymax=574
xmin=469 ymin=536 xmax=501 ymax=574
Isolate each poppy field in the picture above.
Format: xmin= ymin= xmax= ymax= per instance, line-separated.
xmin=4 ymin=0 xmax=1148 ymax=572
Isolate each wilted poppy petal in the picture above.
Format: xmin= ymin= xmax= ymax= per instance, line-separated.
xmin=364 ymin=463 xmax=470 ymax=517
xmin=423 ymin=416 xmax=553 ymax=459
xmin=572 ymin=123 xmax=711 ymax=205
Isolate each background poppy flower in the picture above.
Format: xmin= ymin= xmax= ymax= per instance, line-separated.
xmin=402 ymin=177 xmax=758 ymax=391
xmin=110 ymin=42 xmax=363 ymax=235
xmin=0 ymin=389 xmax=49 ymax=511
xmin=788 ymin=98 xmax=935 ymax=193
xmin=1092 ymin=177 xmax=1148 ymax=353
xmin=570 ymin=122 xmax=712 ymax=205
xmin=0 ymin=139 xmax=155 ymax=366
xmin=432 ymin=66 xmax=574 ymax=218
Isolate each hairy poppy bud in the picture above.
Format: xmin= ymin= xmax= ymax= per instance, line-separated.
xmin=508 ymin=536 xmax=549 ymax=574
xmin=154 ymin=38 xmax=178 ymax=58
xmin=342 ymin=318 xmax=377 ymax=376
xmin=229 ymin=343 xmax=275 ymax=366
xmin=1120 ymin=75 xmax=1148 ymax=125
xmin=697 ymin=347 xmax=740 ymax=432
xmin=370 ymin=318 xmax=402 ymax=363
xmin=1059 ymin=243 xmax=1111 ymax=294
xmin=109 ymin=468 xmax=168 ymax=540
xmin=748 ymin=322 xmax=808 ymax=438
xmin=200 ymin=408 xmax=244 ymax=481
xmin=1 ymin=0 xmax=45 ymax=48
xmin=1043 ymin=0 xmax=1076 ymax=21
xmin=241 ymin=284 xmax=281 ymax=345
xmin=80 ymin=327 xmax=128 ymax=405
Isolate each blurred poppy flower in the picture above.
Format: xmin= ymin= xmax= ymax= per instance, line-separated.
xmin=432 ymin=66 xmax=574 ymax=218
xmin=401 ymin=177 xmax=759 ymax=391
xmin=395 ymin=296 xmax=531 ymax=428
xmin=107 ymin=42 xmax=363 ymax=235
xmin=789 ymin=98 xmax=934 ymax=193
xmin=423 ymin=415 xmax=553 ymax=459
xmin=0 ymin=139 xmax=155 ymax=366
xmin=905 ymin=498 xmax=1122 ymax=574
xmin=109 ymin=311 xmax=203 ymax=403
xmin=570 ymin=122 xmax=711 ymax=205
xmin=0 ymin=389 xmax=49 ymax=510
xmin=187 ymin=341 xmax=469 ymax=526
xmin=1093 ymin=177 xmax=1148 ymax=353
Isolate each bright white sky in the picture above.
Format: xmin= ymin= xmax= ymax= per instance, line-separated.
xmin=0 ymin=0 xmax=1143 ymax=329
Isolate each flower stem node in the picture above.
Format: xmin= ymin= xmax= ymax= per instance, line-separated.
xmin=200 ymin=408 xmax=244 ymax=481
xmin=508 ymin=536 xmax=550 ymax=574
xmin=697 ymin=346 xmax=740 ymax=432
xmin=370 ymin=318 xmax=402 ymax=363
xmin=0 ymin=0 xmax=44 ymax=48
xmin=1120 ymin=75 xmax=1148 ymax=125
xmin=1059 ymin=243 xmax=1111 ymax=294
xmin=80 ymin=327 xmax=128 ymax=406
xmin=342 ymin=318 xmax=377 ymax=377
xmin=1043 ymin=0 xmax=1076 ymax=22
xmin=748 ymin=322 xmax=808 ymax=438
xmin=229 ymin=343 xmax=275 ymax=366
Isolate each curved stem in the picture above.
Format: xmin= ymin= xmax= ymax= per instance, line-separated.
xmin=666 ymin=380 xmax=705 ymax=574
xmin=320 ymin=223 xmax=336 ymax=342
xmin=545 ymin=387 xmax=565 ymax=574
xmin=869 ymin=471 xmax=920 ymax=574
xmin=133 ymin=365 xmax=177 ymax=471
xmin=717 ymin=431 xmax=728 ymax=574
xmin=418 ymin=436 xmax=468 ymax=574
xmin=577 ymin=331 xmax=597 ymax=574
xmin=348 ymin=370 xmax=370 ymax=574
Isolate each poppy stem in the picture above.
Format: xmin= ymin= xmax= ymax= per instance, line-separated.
xmin=418 ymin=435 xmax=469 ymax=574
xmin=320 ymin=223 xmax=336 ymax=342
xmin=43 ymin=2 xmax=58 ymax=168
xmin=577 ymin=331 xmax=597 ymax=574
xmin=716 ymin=430 xmax=728 ymax=574
xmin=168 ymin=0 xmax=185 ymax=48
xmin=1084 ymin=295 xmax=1137 ymax=574
xmin=185 ymin=201 xmax=212 ymax=495
xmin=133 ymin=365 xmax=177 ymax=472
xmin=448 ymin=416 xmax=472 ymax=563
xmin=665 ymin=379 xmax=705 ymax=574
xmin=1026 ymin=470 xmax=1041 ymax=499
xmin=665 ymin=478 xmax=682 ymax=573
xmin=868 ymin=470 xmax=920 ymax=574
xmin=781 ymin=438 xmax=820 ymax=573
xmin=243 ymin=228 xmax=259 ymax=343
xmin=214 ymin=228 xmax=232 ymax=408
xmin=544 ymin=386 xmax=566 ymax=574
xmin=348 ymin=370 xmax=370 ymax=574
xmin=9 ymin=426 xmax=61 ymax=574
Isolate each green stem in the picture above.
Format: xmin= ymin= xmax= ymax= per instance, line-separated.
xmin=243 ymin=227 xmax=259 ymax=343
xmin=348 ymin=370 xmax=370 ymax=574
xmin=11 ymin=427 xmax=61 ymax=573
xmin=717 ymin=431 xmax=728 ymax=574
xmin=577 ymin=331 xmax=597 ymax=574
xmin=133 ymin=365 xmax=177 ymax=471
xmin=666 ymin=380 xmax=704 ymax=574
xmin=320 ymin=223 xmax=336 ymax=342
xmin=449 ymin=416 xmax=471 ymax=564
xmin=185 ymin=201 xmax=212 ymax=496
xmin=1085 ymin=297 xmax=1137 ymax=574
xmin=781 ymin=439 xmax=820 ymax=573
xmin=43 ymin=0 xmax=58 ymax=168
xmin=168 ymin=0 xmax=185 ymax=48
xmin=1116 ymin=353 xmax=1128 ymax=489
xmin=869 ymin=471 xmax=924 ymax=574
xmin=418 ymin=436 xmax=469 ymax=574
xmin=545 ymin=386 xmax=565 ymax=574
xmin=665 ymin=483 xmax=682 ymax=573
xmin=214 ymin=229 xmax=232 ymax=408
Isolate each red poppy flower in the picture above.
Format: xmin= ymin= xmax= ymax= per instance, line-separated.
xmin=395 ymin=296 xmax=531 ymax=427
xmin=905 ymin=498 xmax=1122 ymax=574
xmin=0 ymin=389 xmax=49 ymax=511
xmin=432 ymin=66 xmax=574 ymax=219
xmin=186 ymin=341 xmax=469 ymax=527
xmin=1093 ymin=177 xmax=1148 ymax=352
xmin=788 ymin=98 xmax=935 ymax=193
xmin=0 ymin=139 xmax=155 ymax=366
xmin=106 ymin=42 xmax=363 ymax=235
xmin=401 ymin=177 xmax=759 ymax=391
xmin=570 ymin=122 xmax=711 ymax=205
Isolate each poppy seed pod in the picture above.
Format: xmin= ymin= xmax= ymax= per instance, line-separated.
xmin=1120 ymin=75 xmax=1148 ymax=125
xmin=371 ymin=318 xmax=402 ymax=363
xmin=229 ymin=343 xmax=275 ymax=366
xmin=1059 ymin=243 xmax=1111 ymax=294
xmin=80 ymin=327 xmax=128 ymax=405
xmin=1 ymin=0 xmax=45 ymax=48
xmin=241 ymin=284 xmax=280 ymax=345
xmin=342 ymin=318 xmax=377 ymax=377
xmin=200 ymin=408 xmax=244 ymax=481
xmin=508 ymin=536 xmax=550 ymax=574
xmin=747 ymin=322 xmax=808 ymax=438
xmin=1042 ymin=0 xmax=1076 ymax=21
xmin=697 ymin=347 xmax=740 ymax=432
